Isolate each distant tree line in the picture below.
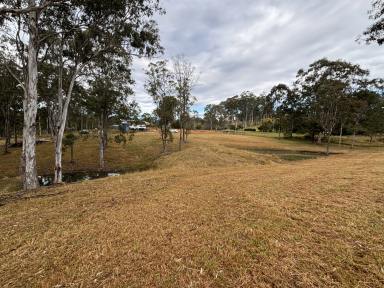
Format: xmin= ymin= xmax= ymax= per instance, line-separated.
xmin=204 ymin=59 xmax=384 ymax=154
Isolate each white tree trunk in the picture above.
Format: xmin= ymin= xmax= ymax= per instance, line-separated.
xmin=22 ymin=4 xmax=39 ymax=190
xmin=54 ymin=129 xmax=64 ymax=184
xmin=99 ymin=114 xmax=105 ymax=170
xmin=53 ymin=64 xmax=81 ymax=184
xmin=339 ymin=123 xmax=343 ymax=146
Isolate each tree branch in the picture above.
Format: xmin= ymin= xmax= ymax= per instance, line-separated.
xmin=0 ymin=0 xmax=66 ymax=15
xmin=4 ymin=64 xmax=26 ymax=94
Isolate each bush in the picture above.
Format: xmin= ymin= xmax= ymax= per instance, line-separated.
xmin=114 ymin=134 xmax=127 ymax=145
xmin=244 ymin=128 xmax=257 ymax=132
xmin=229 ymin=124 xmax=243 ymax=130
xmin=80 ymin=130 xmax=90 ymax=135
xmin=259 ymin=118 xmax=274 ymax=132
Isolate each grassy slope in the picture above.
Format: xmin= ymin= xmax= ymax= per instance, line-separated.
xmin=0 ymin=132 xmax=383 ymax=287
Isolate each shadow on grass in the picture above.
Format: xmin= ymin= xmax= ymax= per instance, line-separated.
xmin=232 ymin=146 xmax=341 ymax=162
xmin=0 ymin=189 xmax=70 ymax=207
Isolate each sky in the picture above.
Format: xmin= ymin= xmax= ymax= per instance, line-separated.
xmin=132 ymin=0 xmax=383 ymax=115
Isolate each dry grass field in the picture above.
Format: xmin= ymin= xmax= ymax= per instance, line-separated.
xmin=0 ymin=131 xmax=383 ymax=287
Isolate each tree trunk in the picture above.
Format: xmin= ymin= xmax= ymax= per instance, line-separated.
xmin=352 ymin=129 xmax=356 ymax=149
xmin=317 ymin=133 xmax=322 ymax=145
xmin=53 ymin=60 xmax=80 ymax=184
xmin=245 ymin=110 xmax=248 ymax=128
xmin=99 ymin=114 xmax=105 ymax=170
xmin=54 ymin=128 xmax=64 ymax=184
xmin=161 ymin=126 xmax=167 ymax=153
xmin=38 ymin=115 xmax=42 ymax=137
xmin=338 ymin=123 xmax=343 ymax=146
xmin=14 ymin=118 xmax=18 ymax=145
xmin=3 ymin=106 xmax=11 ymax=154
xmin=179 ymin=119 xmax=182 ymax=151
xmin=326 ymin=133 xmax=331 ymax=156
xmin=22 ymin=4 xmax=39 ymax=190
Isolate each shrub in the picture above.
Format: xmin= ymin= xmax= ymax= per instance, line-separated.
xmin=80 ymin=130 xmax=90 ymax=135
xmin=259 ymin=118 xmax=274 ymax=132
xmin=244 ymin=128 xmax=257 ymax=132
xmin=114 ymin=134 xmax=127 ymax=145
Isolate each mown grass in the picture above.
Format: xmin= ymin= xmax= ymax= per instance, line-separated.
xmin=0 ymin=131 xmax=383 ymax=287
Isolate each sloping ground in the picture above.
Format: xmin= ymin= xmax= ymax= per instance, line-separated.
xmin=0 ymin=134 xmax=383 ymax=287
xmin=154 ymin=141 xmax=280 ymax=170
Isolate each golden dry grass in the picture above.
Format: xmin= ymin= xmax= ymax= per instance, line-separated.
xmin=0 ymin=131 xmax=383 ymax=287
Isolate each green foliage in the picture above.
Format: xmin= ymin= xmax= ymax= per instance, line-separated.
xmin=141 ymin=113 xmax=156 ymax=125
xmin=363 ymin=0 xmax=384 ymax=45
xmin=115 ymin=131 xmax=135 ymax=146
xmin=63 ymin=133 xmax=78 ymax=163
xmin=115 ymin=134 xmax=127 ymax=145
xmin=259 ymin=119 xmax=275 ymax=132
xmin=155 ymin=96 xmax=178 ymax=127
xmin=362 ymin=97 xmax=384 ymax=138
xmin=63 ymin=133 xmax=77 ymax=148
xmin=155 ymin=96 xmax=178 ymax=151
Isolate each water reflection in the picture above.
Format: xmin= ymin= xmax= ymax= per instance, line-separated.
xmin=38 ymin=171 xmax=121 ymax=186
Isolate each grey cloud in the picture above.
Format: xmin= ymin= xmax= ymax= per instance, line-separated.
xmin=132 ymin=0 xmax=383 ymax=112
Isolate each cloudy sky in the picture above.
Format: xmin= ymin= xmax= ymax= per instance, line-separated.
xmin=132 ymin=0 xmax=383 ymax=114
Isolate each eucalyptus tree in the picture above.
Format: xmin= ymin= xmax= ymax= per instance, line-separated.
xmin=204 ymin=104 xmax=217 ymax=130
xmin=296 ymin=59 xmax=369 ymax=155
xmin=238 ymin=91 xmax=258 ymax=128
xmin=223 ymin=96 xmax=241 ymax=130
xmin=145 ymin=60 xmax=177 ymax=152
xmin=362 ymin=95 xmax=384 ymax=141
xmin=155 ymin=96 xmax=178 ymax=152
xmin=85 ymin=58 xmax=133 ymax=171
xmin=349 ymin=88 xmax=384 ymax=148
xmin=268 ymin=84 xmax=301 ymax=138
xmin=173 ymin=56 xmax=197 ymax=149
xmin=0 ymin=0 xmax=67 ymax=189
xmin=206 ymin=103 xmax=227 ymax=130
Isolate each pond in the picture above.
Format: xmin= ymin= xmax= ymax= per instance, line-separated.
xmin=231 ymin=146 xmax=339 ymax=161
xmin=38 ymin=171 xmax=121 ymax=186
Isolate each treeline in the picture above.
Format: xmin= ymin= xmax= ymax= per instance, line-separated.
xmin=204 ymin=59 xmax=384 ymax=154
